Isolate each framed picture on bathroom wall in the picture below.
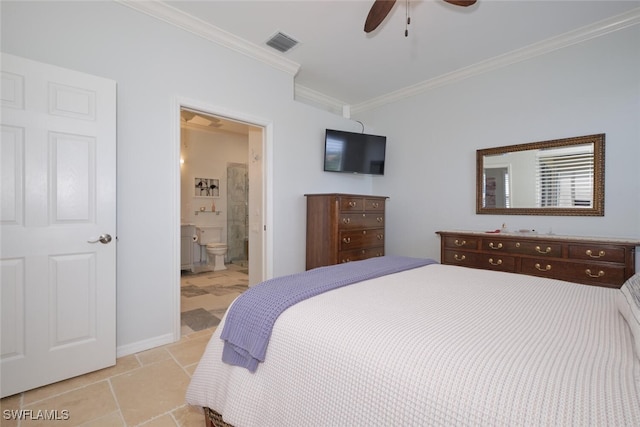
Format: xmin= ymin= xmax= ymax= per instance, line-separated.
xmin=194 ymin=177 xmax=220 ymax=198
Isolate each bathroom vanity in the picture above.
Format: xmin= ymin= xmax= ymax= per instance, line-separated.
xmin=181 ymin=224 xmax=196 ymax=272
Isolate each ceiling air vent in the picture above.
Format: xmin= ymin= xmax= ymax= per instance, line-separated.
xmin=266 ymin=32 xmax=299 ymax=53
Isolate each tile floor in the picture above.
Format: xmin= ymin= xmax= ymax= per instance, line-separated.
xmin=0 ymin=266 xmax=249 ymax=427
xmin=180 ymin=264 xmax=248 ymax=337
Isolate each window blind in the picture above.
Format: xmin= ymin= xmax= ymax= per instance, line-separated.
xmin=536 ymin=148 xmax=594 ymax=208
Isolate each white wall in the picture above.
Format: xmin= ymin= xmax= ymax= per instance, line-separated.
xmin=356 ymin=24 xmax=640 ymax=262
xmin=1 ymin=1 xmax=369 ymax=353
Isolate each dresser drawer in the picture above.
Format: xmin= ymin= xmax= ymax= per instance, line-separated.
xmin=477 ymin=253 xmax=517 ymax=272
xmin=520 ymin=258 xmax=626 ymax=287
xmin=339 ymin=229 xmax=384 ymax=250
xmin=339 ymin=213 xmax=384 ymax=229
xmin=568 ymin=244 xmax=626 ymax=263
xmin=339 ymin=196 xmax=364 ymax=212
xmin=338 ymin=247 xmax=384 ymax=263
xmin=364 ymin=198 xmax=385 ymax=211
xmin=443 ymin=250 xmax=516 ymax=272
xmin=443 ymin=235 xmax=479 ymax=250
xmin=510 ymin=240 xmax=562 ymax=257
xmin=442 ymin=249 xmax=480 ymax=267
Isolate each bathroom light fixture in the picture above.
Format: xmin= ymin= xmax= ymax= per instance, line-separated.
xmin=181 ymin=109 xmax=222 ymax=128
xmin=188 ymin=115 xmax=213 ymax=127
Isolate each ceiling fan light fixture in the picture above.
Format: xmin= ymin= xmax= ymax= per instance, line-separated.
xmin=365 ymin=0 xmax=477 ymax=34
xmin=445 ymin=0 xmax=477 ymax=6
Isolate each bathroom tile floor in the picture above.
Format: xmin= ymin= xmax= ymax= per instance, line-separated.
xmin=180 ymin=264 xmax=249 ymax=336
xmin=1 ymin=266 xmax=249 ymax=427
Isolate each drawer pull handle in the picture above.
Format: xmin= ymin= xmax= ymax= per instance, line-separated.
xmin=454 ymin=254 xmax=466 ymax=261
xmin=377 ymin=234 xmax=384 ymax=240
xmin=535 ymin=263 xmax=552 ymax=272
xmin=454 ymin=239 xmax=466 ymax=247
xmin=488 ymin=258 xmax=503 ymax=266
xmin=341 ymin=258 xmax=351 ymax=263
xmin=376 ymin=217 xmax=383 ymax=223
xmin=586 ymin=249 xmax=605 ymax=258
xmin=342 ymin=218 xmax=351 ymax=224
xmin=372 ymin=202 xmax=379 ymax=208
xmin=348 ymin=201 xmax=357 ymax=208
xmin=489 ymin=242 xmax=503 ymax=250
xmin=535 ymin=246 xmax=552 ymax=254
xmin=342 ymin=237 xmax=351 ymax=244
xmin=585 ymin=269 xmax=605 ymax=278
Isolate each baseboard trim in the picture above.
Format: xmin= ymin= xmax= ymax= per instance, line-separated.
xmin=116 ymin=333 xmax=176 ymax=358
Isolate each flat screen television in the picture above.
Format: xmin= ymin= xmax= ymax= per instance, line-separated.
xmin=324 ymin=129 xmax=386 ymax=175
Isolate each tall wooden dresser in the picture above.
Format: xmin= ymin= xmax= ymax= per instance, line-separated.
xmin=437 ymin=230 xmax=639 ymax=288
xmin=305 ymin=194 xmax=388 ymax=270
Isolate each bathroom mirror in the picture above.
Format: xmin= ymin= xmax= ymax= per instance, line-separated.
xmin=476 ymin=134 xmax=604 ymax=216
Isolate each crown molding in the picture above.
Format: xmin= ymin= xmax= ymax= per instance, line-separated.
xmin=351 ymin=7 xmax=640 ymax=115
xmin=115 ymin=0 xmax=300 ymax=76
xmin=294 ymin=84 xmax=348 ymax=116
xmin=115 ymin=1 xmax=639 ymax=116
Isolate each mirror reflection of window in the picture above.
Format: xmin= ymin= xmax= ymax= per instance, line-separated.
xmin=325 ymin=135 xmax=345 ymax=172
xmin=535 ymin=144 xmax=594 ymax=208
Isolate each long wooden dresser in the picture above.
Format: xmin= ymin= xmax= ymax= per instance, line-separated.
xmin=306 ymin=193 xmax=388 ymax=270
xmin=436 ymin=230 xmax=640 ymax=288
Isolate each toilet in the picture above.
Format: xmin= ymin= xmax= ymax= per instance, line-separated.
xmin=195 ymin=226 xmax=227 ymax=271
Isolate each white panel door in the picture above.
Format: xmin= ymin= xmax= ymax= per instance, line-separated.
xmin=0 ymin=53 xmax=116 ymax=398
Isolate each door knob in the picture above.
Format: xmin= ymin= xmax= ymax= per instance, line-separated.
xmin=88 ymin=234 xmax=112 ymax=244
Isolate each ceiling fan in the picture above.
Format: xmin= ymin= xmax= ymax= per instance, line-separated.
xmin=364 ymin=0 xmax=477 ymax=34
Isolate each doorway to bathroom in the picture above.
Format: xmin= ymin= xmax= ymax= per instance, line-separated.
xmin=178 ymin=105 xmax=267 ymax=336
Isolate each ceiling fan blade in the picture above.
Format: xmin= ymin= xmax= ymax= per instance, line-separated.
xmin=364 ymin=0 xmax=397 ymax=33
xmin=443 ymin=0 xmax=477 ymax=6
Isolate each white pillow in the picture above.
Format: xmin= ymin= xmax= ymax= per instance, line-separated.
xmin=616 ymin=273 xmax=640 ymax=359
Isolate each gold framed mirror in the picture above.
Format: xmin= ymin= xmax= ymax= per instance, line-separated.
xmin=476 ymin=134 xmax=604 ymax=216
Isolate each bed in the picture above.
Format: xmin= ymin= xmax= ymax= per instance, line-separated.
xmin=186 ymin=256 xmax=640 ymax=426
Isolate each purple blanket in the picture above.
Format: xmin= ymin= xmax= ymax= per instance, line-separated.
xmin=220 ymin=256 xmax=437 ymax=372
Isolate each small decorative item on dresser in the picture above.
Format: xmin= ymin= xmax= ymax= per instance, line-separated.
xmin=436 ymin=230 xmax=640 ymax=288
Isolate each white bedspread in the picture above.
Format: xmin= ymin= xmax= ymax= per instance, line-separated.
xmin=186 ymin=264 xmax=640 ymax=426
